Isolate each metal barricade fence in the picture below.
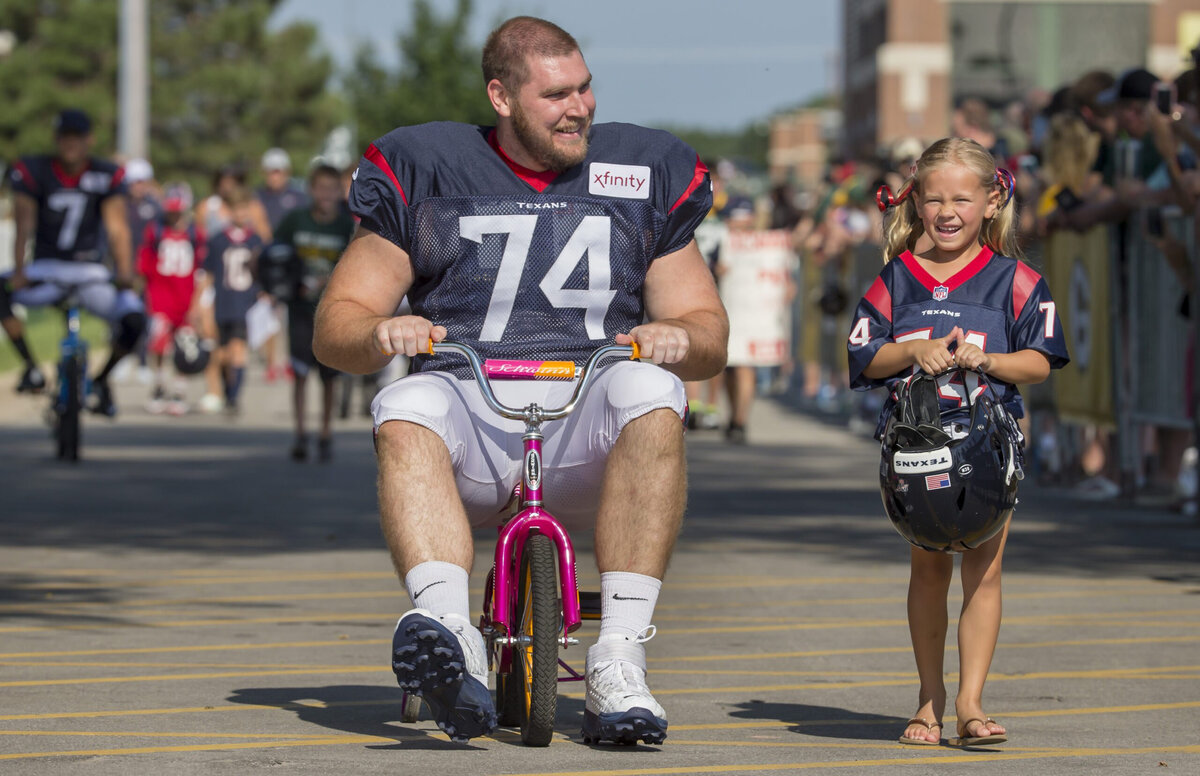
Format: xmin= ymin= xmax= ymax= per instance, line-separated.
xmin=1125 ymin=208 xmax=1195 ymax=429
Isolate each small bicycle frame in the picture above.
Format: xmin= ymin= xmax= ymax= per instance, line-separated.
xmin=425 ymin=339 xmax=639 ymax=744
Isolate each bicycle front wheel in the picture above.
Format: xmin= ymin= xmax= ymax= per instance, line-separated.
xmin=515 ymin=532 xmax=559 ymax=746
xmin=57 ymin=355 xmax=82 ymax=462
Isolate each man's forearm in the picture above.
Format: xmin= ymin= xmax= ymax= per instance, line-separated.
xmin=313 ymin=298 xmax=393 ymax=375
xmin=670 ymin=309 xmax=728 ymax=381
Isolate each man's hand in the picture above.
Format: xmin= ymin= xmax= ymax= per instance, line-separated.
xmin=616 ymin=322 xmax=690 ymax=366
xmin=7 ymin=269 xmax=29 ymax=291
xmin=909 ymin=327 xmax=961 ymax=374
xmin=113 ymin=271 xmax=136 ymax=291
xmin=374 ymin=315 xmax=447 ymax=357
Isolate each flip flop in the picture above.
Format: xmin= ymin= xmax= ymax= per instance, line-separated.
xmin=948 ymin=717 xmax=1007 ymax=747
xmin=898 ymin=717 xmax=942 ymax=746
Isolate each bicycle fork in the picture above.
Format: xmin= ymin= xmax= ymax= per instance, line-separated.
xmin=487 ymin=414 xmax=583 ymax=653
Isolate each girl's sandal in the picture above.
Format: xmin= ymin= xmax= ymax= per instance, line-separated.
xmin=898 ymin=717 xmax=943 ymax=746
xmin=948 ymin=717 xmax=1007 ymax=747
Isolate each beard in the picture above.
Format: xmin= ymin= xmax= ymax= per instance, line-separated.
xmin=511 ymin=100 xmax=592 ymax=173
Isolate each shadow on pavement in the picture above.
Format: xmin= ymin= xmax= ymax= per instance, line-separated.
xmin=724 ymin=699 xmax=907 ymax=741
xmin=226 ymin=684 xmax=485 ymax=750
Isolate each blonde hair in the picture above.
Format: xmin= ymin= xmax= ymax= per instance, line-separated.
xmin=1042 ymin=114 xmax=1099 ymax=193
xmin=880 ymin=137 xmax=1021 ymax=262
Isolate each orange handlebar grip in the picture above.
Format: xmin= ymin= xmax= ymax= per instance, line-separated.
xmin=630 ymin=342 xmax=641 ymax=360
xmin=425 ymin=337 xmax=435 ymax=355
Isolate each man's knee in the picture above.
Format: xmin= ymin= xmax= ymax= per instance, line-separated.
xmin=115 ymin=312 xmax=146 ymax=350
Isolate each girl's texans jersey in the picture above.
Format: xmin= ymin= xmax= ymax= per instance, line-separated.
xmin=349 ymin=121 xmax=711 ymax=377
xmin=847 ymin=246 xmax=1069 ymax=426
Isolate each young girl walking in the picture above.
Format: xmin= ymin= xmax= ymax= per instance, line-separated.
xmin=847 ymin=138 xmax=1069 ymax=747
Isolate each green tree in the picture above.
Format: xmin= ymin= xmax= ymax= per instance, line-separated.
xmin=0 ymin=1 xmax=341 ymax=194
xmin=0 ymin=0 xmax=121 ymax=160
xmin=150 ymin=1 xmax=342 ymax=193
xmin=345 ymin=0 xmax=493 ymax=145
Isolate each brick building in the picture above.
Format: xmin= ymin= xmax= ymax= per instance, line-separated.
xmin=839 ymin=0 xmax=1198 ymax=160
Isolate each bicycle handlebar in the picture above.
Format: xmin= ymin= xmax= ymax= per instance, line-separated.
xmin=427 ymin=339 xmax=641 ymax=422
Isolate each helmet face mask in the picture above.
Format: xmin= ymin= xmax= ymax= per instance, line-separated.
xmin=879 ymin=368 xmax=1023 ymax=553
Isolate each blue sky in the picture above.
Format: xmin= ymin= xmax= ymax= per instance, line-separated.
xmin=272 ymin=0 xmax=842 ymax=131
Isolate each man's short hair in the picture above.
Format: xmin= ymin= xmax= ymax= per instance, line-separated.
xmin=308 ymin=163 xmax=342 ymax=186
xmin=1069 ymin=70 xmax=1116 ymax=116
xmin=482 ymin=16 xmax=579 ymax=90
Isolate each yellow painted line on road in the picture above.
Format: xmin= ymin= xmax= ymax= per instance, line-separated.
xmin=0 ymin=661 xmax=368 ymax=670
xmin=0 ymin=589 xmax=407 ymax=613
xmin=5 ymin=605 xmax=1194 ymax=635
xmin=565 ymin=666 xmax=1200 ymax=698
xmin=671 ymin=699 xmax=1200 ymax=731
xmin=652 ymin=633 xmax=1200 ymax=663
xmin=0 ymin=639 xmax=387 ymax=660
xmin=0 ymin=730 xmax=335 ymax=740
xmin=0 ymin=699 xmax=395 ymax=722
xmin=0 ymin=666 xmax=381 ymax=688
xmin=6 ymin=571 xmax=398 ymax=591
xmin=0 ymin=735 xmax=384 ymax=761
xmin=0 ymin=612 xmax=394 ymax=633
xmin=500 ymin=745 xmax=1200 ymax=776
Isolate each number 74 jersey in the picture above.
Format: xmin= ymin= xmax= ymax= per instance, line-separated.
xmin=349 ymin=121 xmax=711 ymax=376
xmin=847 ymin=247 xmax=1070 ymax=420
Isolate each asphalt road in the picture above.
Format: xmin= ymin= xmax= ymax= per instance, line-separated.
xmin=1 ymin=368 xmax=1199 ymax=775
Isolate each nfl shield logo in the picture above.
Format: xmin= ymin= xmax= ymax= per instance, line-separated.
xmin=932 ymin=285 xmax=949 ymax=301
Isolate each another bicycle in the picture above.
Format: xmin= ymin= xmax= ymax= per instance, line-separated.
xmin=399 ymin=339 xmax=640 ymax=746
xmin=49 ymin=287 xmax=93 ymax=462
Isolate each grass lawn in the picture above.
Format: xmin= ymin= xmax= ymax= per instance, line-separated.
xmin=0 ymin=306 xmax=110 ymax=375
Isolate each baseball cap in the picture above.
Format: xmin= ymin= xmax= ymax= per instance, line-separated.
xmin=124 ymin=157 xmax=154 ymax=183
xmin=162 ymin=184 xmax=193 ymax=213
xmin=723 ymin=196 xmax=755 ymax=220
xmin=1097 ymin=67 xmax=1158 ymax=105
xmin=261 ymin=147 xmax=291 ymax=171
xmin=54 ymin=108 xmax=92 ymax=136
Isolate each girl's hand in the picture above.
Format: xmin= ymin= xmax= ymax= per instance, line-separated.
xmin=909 ymin=327 xmax=961 ymax=374
xmin=954 ymin=340 xmax=992 ymax=372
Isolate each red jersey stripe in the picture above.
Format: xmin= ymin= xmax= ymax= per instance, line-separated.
xmin=1012 ymin=260 xmax=1041 ymax=319
xmin=364 ymin=143 xmax=407 ymax=205
xmin=669 ymin=155 xmax=708 ymax=214
xmin=899 ymin=246 xmax=994 ymax=294
xmin=864 ymin=275 xmax=892 ymax=322
xmin=12 ymin=161 xmax=36 ymax=193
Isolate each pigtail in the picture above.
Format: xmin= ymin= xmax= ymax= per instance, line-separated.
xmin=877 ymin=181 xmax=924 ymax=262
xmin=981 ymin=167 xmax=1024 ymax=259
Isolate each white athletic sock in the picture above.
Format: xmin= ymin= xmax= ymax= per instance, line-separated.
xmin=404 ymin=561 xmax=471 ymax=620
xmin=598 ymin=571 xmax=662 ymax=642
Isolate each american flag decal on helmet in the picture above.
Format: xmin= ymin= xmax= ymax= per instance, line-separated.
xmin=925 ymin=472 xmax=951 ymax=490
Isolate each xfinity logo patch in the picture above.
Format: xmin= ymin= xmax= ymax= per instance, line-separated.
xmin=893 ymin=447 xmax=953 ymax=474
xmin=589 ymin=162 xmax=650 ymax=200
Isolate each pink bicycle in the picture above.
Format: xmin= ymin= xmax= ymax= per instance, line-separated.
xmin=399 ymin=339 xmax=641 ymax=746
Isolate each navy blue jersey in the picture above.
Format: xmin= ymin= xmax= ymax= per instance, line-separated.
xmin=349 ymin=121 xmax=711 ymax=377
xmin=205 ymin=227 xmax=264 ymax=323
xmin=847 ymin=246 xmax=1069 ymax=429
xmin=9 ymin=155 xmax=127 ymax=262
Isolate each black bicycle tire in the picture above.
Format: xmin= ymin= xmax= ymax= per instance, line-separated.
xmin=58 ymin=356 xmax=81 ymax=461
xmin=517 ymin=533 xmax=558 ymax=746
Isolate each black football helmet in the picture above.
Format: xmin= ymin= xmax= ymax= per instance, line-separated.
xmin=172 ymin=326 xmax=212 ymax=375
xmin=879 ymin=367 xmax=1024 ymax=552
